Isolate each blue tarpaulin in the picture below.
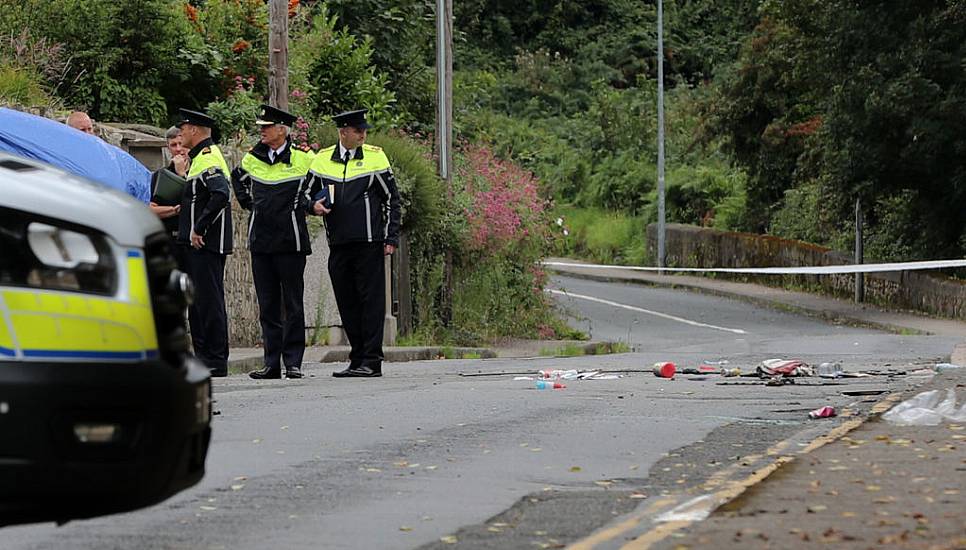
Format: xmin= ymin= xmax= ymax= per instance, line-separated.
xmin=0 ymin=107 xmax=151 ymax=203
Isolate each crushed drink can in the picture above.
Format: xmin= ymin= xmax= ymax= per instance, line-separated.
xmin=808 ymin=406 xmax=836 ymax=419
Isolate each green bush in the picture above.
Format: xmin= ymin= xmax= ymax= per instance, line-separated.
xmin=0 ymin=64 xmax=50 ymax=107
xmin=290 ymin=7 xmax=398 ymax=127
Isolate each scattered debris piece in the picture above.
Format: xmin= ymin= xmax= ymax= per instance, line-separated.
xmin=883 ymin=389 xmax=966 ymax=426
xmin=841 ymin=389 xmax=888 ymax=396
xmin=535 ymin=380 xmax=566 ymax=390
xmin=817 ymin=362 xmax=844 ymax=378
xmin=933 ymin=363 xmax=964 ymax=373
xmin=680 ymin=365 xmax=722 ymax=375
xmin=758 ymin=359 xmax=814 ymax=378
xmin=809 ymin=406 xmax=837 ymax=419
xmin=653 ymin=362 xmax=676 ymax=378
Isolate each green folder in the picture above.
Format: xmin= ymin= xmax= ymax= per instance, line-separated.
xmin=153 ymin=168 xmax=186 ymax=204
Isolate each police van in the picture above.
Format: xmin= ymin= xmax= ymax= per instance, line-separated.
xmin=0 ymin=153 xmax=211 ymax=525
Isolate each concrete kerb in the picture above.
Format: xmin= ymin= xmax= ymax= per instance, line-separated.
xmin=224 ymin=341 xmax=627 ymax=375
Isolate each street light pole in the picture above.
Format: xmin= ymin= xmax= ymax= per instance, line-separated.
xmin=656 ymin=0 xmax=666 ymax=269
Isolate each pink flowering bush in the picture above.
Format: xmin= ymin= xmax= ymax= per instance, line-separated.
xmin=448 ymin=143 xmax=580 ymax=341
xmin=458 ymin=144 xmax=549 ymax=259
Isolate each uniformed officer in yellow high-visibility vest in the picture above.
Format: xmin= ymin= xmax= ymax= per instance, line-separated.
xmin=305 ymin=109 xmax=401 ymax=378
xmin=231 ymin=104 xmax=315 ymax=380
xmin=176 ymin=108 xmax=233 ymax=377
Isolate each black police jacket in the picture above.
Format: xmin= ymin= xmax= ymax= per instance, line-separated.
xmin=303 ymin=143 xmax=401 ymax=247
xmin=177 ymin=138 xmax=233 ymax=255
xmin=231 ymin=139 xmax=314 ymax=254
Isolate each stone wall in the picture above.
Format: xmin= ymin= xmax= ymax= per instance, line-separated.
xmin=647 ymin=223 xmax=966 ymax=320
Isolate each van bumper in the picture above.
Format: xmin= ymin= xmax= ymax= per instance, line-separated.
xmin=0 ymin=356 xmax=211 ymax=525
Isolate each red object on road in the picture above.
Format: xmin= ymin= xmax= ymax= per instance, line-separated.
xmin=653 ymin=362 xmax=676 ymax=378
xmin=809 ymin=406 xmax=837 ymax=419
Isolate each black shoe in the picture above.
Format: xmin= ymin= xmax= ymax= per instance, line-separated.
xmin=249 ymin=366 xmax=282 ymax=379
xmin=332 ymin=365 xmax=382 ymax=378
xmin=285 ymin=365 xmax=303 ymax=379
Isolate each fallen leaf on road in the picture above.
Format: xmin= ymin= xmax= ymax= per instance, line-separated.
xmin=233 ymin=476 xmax=248 ymax=482
xmin=365 ymin=468 xmax=382 ymax=473
xmin=230 ymin=484 xmax=244 ymax=491
xmin=629 ymin=464 xmax=639 ymax=471
xmin=487 ymin=526 xmax=503 ymax=533
xmin=807 ymin=505 xmax=827 ymax=513
xmin=440 ymin=535 xmax=458 ymax=544
xmin=594 ymin=480 xmax=614 ymax=488
xmin=531 ymin=448 xmax=543 ymax=452
xmin=425 ymin=465 xmax=438 ymax=470
xmin=280 ymin=425 xmax=289 ymax=430
xmin=252 ymin=439 xmax=262 ymax=444
xmin=866 ymin=485 xmax=882 ymax=492
xmin=874 ymin=496 xmax=898 ymax=504
xmin=394 ymin=460 xmax=409 ymax=467
xmin=569 ymin=466 xmax=582 ymax=472
xmin=399 ymin=526 xmax=413 ymax=532
xmin=199 ymin=506 xmax=217 ymax=511
xmin=630 ymin=492 xmax=647 ymax=499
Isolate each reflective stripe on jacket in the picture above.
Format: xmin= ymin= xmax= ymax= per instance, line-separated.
xmin=178 ymin=139 xmax=233 ymax=255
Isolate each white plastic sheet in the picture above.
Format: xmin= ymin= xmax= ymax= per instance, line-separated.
xmin=882 ymin=389 xmax=966 ymax=426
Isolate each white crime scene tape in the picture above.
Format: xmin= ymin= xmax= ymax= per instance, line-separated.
xmin=542 ymin=259 xmax=966 ymax=275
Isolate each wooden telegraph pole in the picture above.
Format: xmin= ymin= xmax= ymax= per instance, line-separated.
xmin=268 ymin=0 xmax=289 ymax=109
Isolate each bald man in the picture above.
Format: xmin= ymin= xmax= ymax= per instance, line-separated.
xmin=66 ymin=111 xmax=94 ymax=135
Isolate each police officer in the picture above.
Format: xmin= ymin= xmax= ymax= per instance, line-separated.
xmin=305 ymin=109 xmax=401 ymax=378
xmin=232 ymin=105 xmax=314 ymax=380
xmin=176 ymin=108 xmax=233 ymax=377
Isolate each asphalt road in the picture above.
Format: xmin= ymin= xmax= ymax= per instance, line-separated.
xmin=2 ymin=275 xmax=958 ymax=549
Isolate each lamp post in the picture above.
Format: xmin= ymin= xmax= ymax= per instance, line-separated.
xmin=656 ymin=0 xmax=666 ymax=269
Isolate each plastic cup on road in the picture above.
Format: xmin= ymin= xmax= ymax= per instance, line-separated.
xmin=652 ymin=362 xmax=676 ymax=378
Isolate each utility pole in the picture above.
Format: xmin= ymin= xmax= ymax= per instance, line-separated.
xmin=855 ymin=197 xmax=864 ymax=303
xmin=436 ymin=0 xmax=454 ymax=324
xmin=268 ymin=0 xmax=289 ymax=109
xmin=655 ymin=0 xmax=666 ymax=269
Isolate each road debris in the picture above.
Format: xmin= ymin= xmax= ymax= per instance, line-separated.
xmin=809 ymin=406 xmax=837 ymax=419
xmin=758 ymin=358 xmax=814 ymax=378
xmin=653 ymin=361 xmax=676 ymax=378
xmin=882 ymin=388 xmax=966 ymax=426
xmin=933 ymin=362 xmax=964 ymax=373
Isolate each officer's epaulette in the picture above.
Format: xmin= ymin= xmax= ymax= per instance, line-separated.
xmin=200 ymin=147 xmax=211 ymax=155
xmin=363 ymin=144 xmax=382 ymax=152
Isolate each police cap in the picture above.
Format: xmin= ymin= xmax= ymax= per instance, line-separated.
xmin=176 ymin=108 xmax=215 ymax=129
xmin=256 ymin=104 xmax=297 ymax=127
xmin=332 ymin=109 xmax=372 ymax=130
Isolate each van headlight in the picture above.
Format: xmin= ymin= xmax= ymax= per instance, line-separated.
xmin=0 ymin=206 xmax=117 ymax=295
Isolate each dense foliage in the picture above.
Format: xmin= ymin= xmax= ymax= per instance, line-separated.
xmin=708 ymin=0 xmax=966 ymax=261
